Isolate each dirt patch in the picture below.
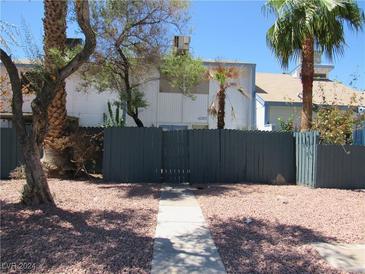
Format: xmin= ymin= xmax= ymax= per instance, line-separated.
xmin=0 ymin=179 xmax=160 ymax=274
xmin=194 ymin=184 xmax=365 ymax=273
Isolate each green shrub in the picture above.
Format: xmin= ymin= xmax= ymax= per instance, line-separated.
xmin=278 ymin=117 xmax=295 ymax=132
xmin=313 ymin=106 xmax=364 ymax=144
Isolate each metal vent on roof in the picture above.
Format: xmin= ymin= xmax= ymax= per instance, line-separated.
xmin=173 ymin=36 xmax=190 ymax=54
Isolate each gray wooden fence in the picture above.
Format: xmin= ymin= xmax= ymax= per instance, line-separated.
xmin=162 ymin=130 xmax=189 ymax=183
xmin=103 ymin=127 xmax=162 ymax=182
xmin=189 ymin=129 xmax=295 ymax=184
xmin=353 ymin=127 xmax=365 ymax=145
xmin=295 ymin=131 xmax=365 ymax=189
xmin=3 ymin=127 xmax=361 ymax=188
xmin=103 ymin=128 xmax=296 ymax=184
xmin=0 ymin=127 xmax=102 ymax=179
xmin=294 ymin=132 xmax=319 ymax=187
xmin=0 ymin=128 xmax=22 ymax=179
xmin=316 ymin=145 xmax=365 ymax=188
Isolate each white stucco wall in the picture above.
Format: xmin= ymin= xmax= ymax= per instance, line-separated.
xmin=153 ymin=92 xmax=209 ymax=128
xmin=124 ymin=68 xmax=160 ymax=127
xmin=72 ymin=62 xmax=255 ymax=129
xmin=256 ymin=98 xmax=266 ymax=130
xmin=1 ymin=62 xmax=256 ymax=129
xmin=66 ymin=73 xmax=119 ymax=127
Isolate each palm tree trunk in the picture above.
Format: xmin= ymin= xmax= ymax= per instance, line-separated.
xmin=131 ymin=114 xmax=144 ymax=127
xmin=42 ymin=0 xmax=69 ymax=175
xmin=217 ymin=85 xmax=225 ymax=129
xmin=300 ymin=37 xmax=314 ymax=131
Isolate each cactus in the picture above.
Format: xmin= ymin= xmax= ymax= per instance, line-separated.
xmin=103 ymin=101 xmax=125 ymax=128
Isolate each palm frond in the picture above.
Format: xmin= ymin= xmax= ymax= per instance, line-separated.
xmin=266 ymin=0 xmax=364 ymax=68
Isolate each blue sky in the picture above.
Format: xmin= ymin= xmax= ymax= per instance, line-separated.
xmin=1 ymin=0 xmax=365 ymax=90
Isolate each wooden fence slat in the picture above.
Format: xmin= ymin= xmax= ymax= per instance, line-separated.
xmin=1 ymin=128 xmax=21 ymax=179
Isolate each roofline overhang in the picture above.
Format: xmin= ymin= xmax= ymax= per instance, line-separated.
xmin=264 ymin=101 xmax=362 ymax=108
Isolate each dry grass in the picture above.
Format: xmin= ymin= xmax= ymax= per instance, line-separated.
xmin=0 ymin=179 xmax=160 ymax=274
xmin=194 ymin=184 xmax=365 ymax=274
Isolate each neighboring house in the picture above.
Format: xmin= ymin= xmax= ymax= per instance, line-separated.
xmin=0 ymin=60 xmax=256 ymax=130
xmin=256 ymin=63 xmax=365 ymax=131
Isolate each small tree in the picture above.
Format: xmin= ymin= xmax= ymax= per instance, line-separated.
xmin=312 ymin=83 xmax=365 ymax=144
xmin=313 ymin=106 xmax=364 ymax=144
xmin=160 ymin=51 xmax=205 ymax=98
xmin=207 ymin=64 xmax=250 ymax=129
xmin=0 ymin=0 xmax=96 ymax=205
xmin=80 ymin=0 xmax=189 ymax=127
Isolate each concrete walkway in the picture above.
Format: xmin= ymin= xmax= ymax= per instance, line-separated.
xmin=313 ymin=243 xmax=365 ymax=273
xmin=151 ymin=186 xmax=226 ymax=274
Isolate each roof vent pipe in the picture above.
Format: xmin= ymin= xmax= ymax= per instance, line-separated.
xmin=173 ymin=36 xmax=190 ymax=54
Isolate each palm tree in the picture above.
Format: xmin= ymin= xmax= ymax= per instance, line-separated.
xmin=42 ymin=0 xmax=68 ymax=173
xmin=208 ymin=64 xmax=249 ymax=129
xmin=0 ymin=0 xmax=96 ymax=205
xmin=265 ymin=0 xmax=364 ymax=131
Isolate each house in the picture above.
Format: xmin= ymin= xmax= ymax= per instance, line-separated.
xmin=256 ymin=62 xmax=365 ymax=131
xmin=0 ymin=59 xmax=257 ymax=130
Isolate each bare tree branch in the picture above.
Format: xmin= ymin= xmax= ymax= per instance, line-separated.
xmin=59 ymin=0 xmax=96 ymax=80
xmin=0 ymin=49 xmax=27 ymax=139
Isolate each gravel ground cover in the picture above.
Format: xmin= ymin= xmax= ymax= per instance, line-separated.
xmin=194 ymin=184 xmax=365 ymax=274
xmin=0 ymin=179 xmax=160 ymax=274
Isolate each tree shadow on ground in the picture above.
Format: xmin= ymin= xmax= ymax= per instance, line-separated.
xmin=0 ymin=200 xmax=156 ymax=273
xmin=96 ymin=182 xmax=260 ymax=199
xmin=96 ymin=184 xmax=161 ymax=199
xmin=209 ymin=217 xmax=339 ymax=273
xmin=192 ymin=183 xmax=264 ymax=197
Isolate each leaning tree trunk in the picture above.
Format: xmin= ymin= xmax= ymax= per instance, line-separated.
xmin=300 ymin=37 xmax=314 ymax=132
xmin=0 ymin=49 xmax=55 ymax=205
xmin=217 ymin=85 xmax=226 ymax=129
xmin=21 ymin=130 xmax=54 ymax=205
xmin=1 ymin=0 xmax=96 ymax=206
xmin=118 ymin=49 xmax=145 ymax=128
xmin=42 ymin=0 xmax=70 ymax=175
xmin=131 ymin=114 xmax=144 ymax=127
xmin=127 ymin=101 xmax=144 ymax=127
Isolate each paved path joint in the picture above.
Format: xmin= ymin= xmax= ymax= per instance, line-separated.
xmin=151 ymin=186 xmax=226 ymax=274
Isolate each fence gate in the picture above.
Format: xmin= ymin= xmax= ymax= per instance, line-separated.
xmin=161 ymin=130 xmax=189 ymax=183
xmin=102 ymin=128 xmax=296 ymax=184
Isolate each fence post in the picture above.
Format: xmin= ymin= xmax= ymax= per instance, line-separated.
xmin=0 ymin=128 xmax=21 ymax=179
